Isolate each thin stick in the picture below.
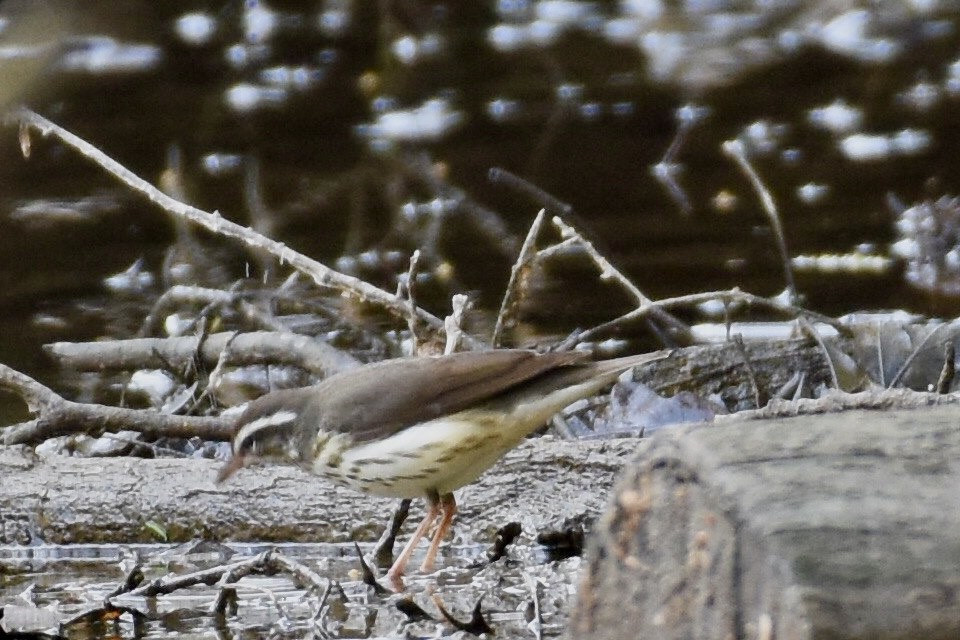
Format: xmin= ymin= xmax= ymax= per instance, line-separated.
xmin=488 ymin=167 xmax=573 ymax=216
xmin=732 ymin=334 xmax=762 ymax=409
xmin=8 ymin=109 xmax=481 ymax=349
xmin=138 ymin=284 xmax=283 ymax=337
xmin=525 ymin=573 xmax=544 ymax=640
xmin=192 ymin=331 xmax=239 ymax=410
xmin=489 ymin=171 xmax=692 ymax=346
xmin=651 ymin=103 xmax=706 ymax=215
xmin=122 ymin=551 xmax=275 ymax=598
xmin=722 ymin=138 xmax=798 ymax=303
xmin=575 ymin=288 xmax=844 ymax=345
xmin=371 ymin=498 xmax=411 ymax=569
xmin=936 ymin=341 xmax=956 ymax=394
xmin=444 ymin=294 xmax=471 ymax=355
xmin=797 ymin=316 xmax=840 ymax=390
xmin=0 ymin=363 xmax=233 ymax=445
xmin=492 ymin=209 xmax=545 ymax=347
xmin=887 ymin=322 xmax=952 ymax=389
xmin=548 ymin=216 xmax=691 ymax=342
xmin=399 ymin=250 xmax=422 ymax=349
xmin=46 ymin=330 xmax=360 ymax=378
xmin=551 ymin=216 xmax=655 ymax=307
xmin=393 ymin=152 xmax=521 ymax=258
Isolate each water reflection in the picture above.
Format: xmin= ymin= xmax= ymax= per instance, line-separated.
xmin=0 ymin=541 xmax=576 ymax=639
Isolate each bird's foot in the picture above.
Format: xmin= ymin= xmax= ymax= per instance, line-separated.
xmin=384 ymin=567 xmax=406 ymax=592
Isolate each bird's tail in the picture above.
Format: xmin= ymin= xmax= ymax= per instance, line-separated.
xmin=477 ymin=350 xmax=669 ymax=433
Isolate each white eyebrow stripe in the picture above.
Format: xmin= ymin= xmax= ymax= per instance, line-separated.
xmin=234 ymin=409 xmax=298 ymax=447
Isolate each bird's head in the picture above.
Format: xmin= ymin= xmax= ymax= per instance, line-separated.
xmin=217 ymin=393 xmax=309 ymax=482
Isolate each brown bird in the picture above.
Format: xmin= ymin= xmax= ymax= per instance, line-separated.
xmin=217 ymin=348 xmax=663 ymax=584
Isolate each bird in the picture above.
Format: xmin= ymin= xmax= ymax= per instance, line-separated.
xmin=216 ymin=348 xmax=664 ymax=584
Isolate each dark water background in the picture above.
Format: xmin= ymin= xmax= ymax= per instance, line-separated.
xmin=2 ymin=1 xmax=959 ymax=391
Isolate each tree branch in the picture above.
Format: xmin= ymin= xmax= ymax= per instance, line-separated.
xmin=7 ymin=108 xmax=483 ymax=349
xmin=0 ymin=364 xmax=232 ymax=445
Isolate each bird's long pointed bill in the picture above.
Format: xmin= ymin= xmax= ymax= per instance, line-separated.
xmin=217 ymin=454 xmax=247 ymax=483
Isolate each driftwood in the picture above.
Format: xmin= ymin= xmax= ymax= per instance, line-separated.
xmin=569 ymin=402 xmax=960 ymax=640
xmin=44 ymin=330 xmax=360 ymax=377
xmin=0 ymin=436 xmax=638 ymax=546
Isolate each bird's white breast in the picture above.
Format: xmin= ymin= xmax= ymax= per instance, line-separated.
xmin=309 ymin=412 xmax=521 ymax=499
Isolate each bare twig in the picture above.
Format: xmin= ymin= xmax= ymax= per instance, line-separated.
xmin=192 ymin=331 xmax=239 ymax=410
xmin=397 ymin=250 xmax=422 ymax=349
xmin=121 ymin=550 xmax=275 ymax=598
xmin=372 ymin=499 xmax=411 ymax=569
xmin=575 ymin=288 xmax=844 ymax=345
xmin=493 ymin=209 xmax=546 ymax=347
xmin=45 ymin=331 xmax=359 ymax=378
xmin=772 ymin=370 xmax=806 ymax=401
xmin=242 ymin=154 xmax=278 ymax=243
xmin=732 ymin=334 xmax=762 ymax=409
xmin=0 ymin=363 xmax=232 ymax=445
xmin=936 ymin=341 xmax=956 ymax=394
xmin=488 ymin=167 xmax=573 ymax=217
xmin=99 ymin=432 xmax=192 ymax=457
xmin=488 ymin=170 xmax=693 ymax=346
xmin=138 ymin=284 xmax=283 ymax=337
xmin=546 ymin=216 xmax=691 ymax=344
xmin=353 ymin=542 xmax=391 ymax=595
xmin=432 ymin=594 xmax=494 ymax=636
xmin=394 ymin=152 xmax=521 ymax=259
xmin=651 ymin=103 xmax=707 ymax=216
xmin=797 ymin=317 xmax=840 ymax=390
xmin=8 ymin=109 xmax=481 ymax=348
xmin=719 ymin=387 xmax=960 ymax=422
xmin=444 ymin=294 xmax=471 ymax=355
xmin=269 ymin=551 xmax=330 ymax=594
xmin=550 ymin=216 xmax=655 ymax=307
xmin=722 ymin=138 xmax=797 ymax=303
xmin=116 ymin=549 xmax=328 ymax=607
xmin=888 ymin=322 xmax=951 ymax=389
xmin=525 ymin=573 xmax=544 ymax=640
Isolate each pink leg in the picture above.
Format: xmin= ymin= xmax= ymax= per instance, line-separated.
xmin=419 ymin=493 xmax=457 ymax=573
xmin=386 ymin=497 xmax=440 ymax=583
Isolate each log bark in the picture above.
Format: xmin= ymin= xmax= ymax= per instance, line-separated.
xmin=569 ymin=404 xmax=960 ymax=640
xmin=0 ymin=436 xmax=636 ymax=546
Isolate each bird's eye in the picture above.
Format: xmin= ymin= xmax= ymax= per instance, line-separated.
xmin=235 ymin=436 xmax=258 ymax=456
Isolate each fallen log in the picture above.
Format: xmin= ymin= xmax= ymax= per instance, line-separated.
xmin=0 ymin=436 xmax=634 ymax=546
xmin=570 ymin=404 xmax=960 ymax=640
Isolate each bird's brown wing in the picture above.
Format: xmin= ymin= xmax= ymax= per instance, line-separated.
xmin=307 ymin=349 xmax=589 ymax=443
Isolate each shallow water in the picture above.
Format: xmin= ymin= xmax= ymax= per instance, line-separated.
xmin=1 ymin=541 xmax=577 ymax=638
